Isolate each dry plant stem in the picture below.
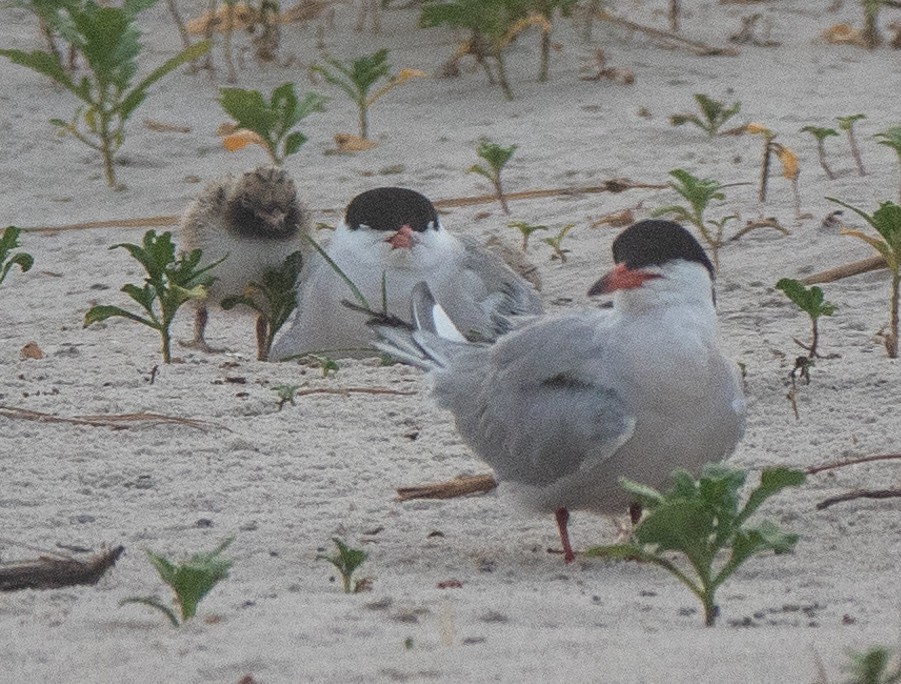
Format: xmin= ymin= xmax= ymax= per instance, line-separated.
xmin=888 ymin=269 xmax=900 ymax=357
xmin=758 ymin=138 xmax=774 ymax=202
xmin=292 ymin=387 xmax=416 ymax=398
xmin=223 ymin=3 xmax=238 ymax=83
xmin=669 ymin=0 xmax=680 ymax=32
xmin=201 ymin=0 xmax=216 ymax=71
xmin=804 ymin=452 xmax=901 ymax=475
xmin=0 ymin=546 xmax=124 ymax=592
xmin=848 ymin=130 xmax=866 ymax=176
xmin=728 ymin=218 xmax=789 ymax=241
xmin=165 ymin=0 xmax=192 ymax=49
xmin=816 ymin=488 xmax=901 ymax=510
xmin=595 ymin=10 xmax=738 ymax=56
xmin=0 ymin=405 xmax=226 ymax=431
xmin=815 ymin=140 xmax=835 ymax=179
xmin=790 ymin=177 xmax=802 ymax=220
xmin=801 ymin=255 xmax=887 ymax=284
xmin=396 ymin=473 xmax=498 ymax=501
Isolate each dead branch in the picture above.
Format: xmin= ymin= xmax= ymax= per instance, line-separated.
xmin=728 ymin=217 xmax=790 ymax=241
xmin=801 ymin=256 xmax=887 ymax=285
xmin=596 ymin=10 xmax=740 ymax=56
xmin=0 ymin=546 xmax=124 ymax=592
xmin=396 ymin=473 xmax=498 ymax=501
xmin=0 ymin=406 xmax=227 ymax=432
xmin=293 ymin=387 xmax=416 ymax=398
xmin=804 ymin=453 xmax=901 ymax=475
xmin=815 ymin=488 xmax=901 ymax=510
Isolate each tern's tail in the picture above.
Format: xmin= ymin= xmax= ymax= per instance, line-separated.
xmin=365 ymin=282 xmax=475 ymax=371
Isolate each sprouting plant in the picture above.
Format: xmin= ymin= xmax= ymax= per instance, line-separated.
xmin=119 ymin=538 xmax=233 ymax=626
xmin=0 ymin=1 xmax=209 ymax=187
xmin=746 ymin=122 xmax=777 ymax=202
xmin=587 ymin=464 xmax=805 ymax=627
xmin=844 ymin=646 xmax=901 ymax=684
xmin=273 ymin=383 xmax=299 ymax=410
xmin=420 ymin=0 xmax=534 ymax=100
xmin=531 ymin=0 xmax=577 ymax=81
xmin=827 ymin=197 xmax=901 ymax=358
xmin=772 ymin=142 xmax=803 ymax=219
xmin=542 ymin=222 xmax=576 ymax=261
xmin=468 ymin=138 xmax=517 ymax=214
xmin=317 ymin=537 xmax=368 ymax=593
xmin=652 ymin=169 xmax=738 ymax=271
xmin=669 ymin=93 xmax=741 ymax=136
xmin=860 ymin=0 xmax=889 ymax=49
xmin=775 ymin=278 xmax=836 ymax=359
xmin=801 ymin=126 xmax=839 ymax=179
xmin=306 ymin=354 xmax=340 ymax=377
xmin=218 ymin=83 xmax=327 ymax=165
xmin=84 ymin=230 xmax=223 ymax=364
xmin=220 ymin=250 xmax=304 ymax=361
xmin=874 ymin=126 xmax=901 ymax=203
xmin=507 ymin=221 xmax=548 ymax=252
xmin=837 ymin=114 xmax=867 ymax=176
xmin=0 ymin=227 xmax=34 ymax=287
xmin=311 ymin=49 xmax=424 ymax=140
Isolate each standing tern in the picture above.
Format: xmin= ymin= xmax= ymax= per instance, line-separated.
xmin=269 ymin=186 xmax=542 ymax=360
xmin=368 ymin=219 xmax=746 ymax=563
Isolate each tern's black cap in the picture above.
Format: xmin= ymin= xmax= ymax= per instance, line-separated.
xmin=345 ymin=187 xmax=440 ymax=233
xmin=611 ymin=220 xmax=714 ymax=278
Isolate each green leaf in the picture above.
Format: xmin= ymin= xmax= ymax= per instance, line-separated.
xmin=736 ymin=467 xmax=806 ymax=525
xmin=775 ymin=278 xmax=836 ymax=319
xmin=145 ymin=538 xmax=233 ymax=622
xmin=83 ymin=304 xmax=153 ymax=328
xmin=118 ymin=596 xmax=181 ymax=626
xmin=800 ymin=125 xmax=838 ymax=140
xmin=283 ymin=131 xmax=307 ymax=158
xmin=0 ymin=47 xmax=86 ymax=100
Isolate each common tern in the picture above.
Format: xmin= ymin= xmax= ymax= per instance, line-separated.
xmin=368 ymin=219 xmax=746 ymax=563
xmin=269 ymin=186 xmax=542 ymax=360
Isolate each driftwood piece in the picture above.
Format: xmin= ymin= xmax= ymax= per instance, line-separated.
xmin=23 ymin=179 xmax=666 ymax=233
xmin=0 ymin=546 xmax=124 ymax=592
xmin=805 ymin=453 xmax=901 ymax=475
xmin=815 ymin=489 xmax=901 ymax=510
xmin=596 ymin=10 xmax=740 ymax=56
xmin=801 ymin=256 xmax=887 ymax=285
xmin=0 ymin=406 xmax=226 ymax=432
xmin=396 ymin=473 xmax=498 ymax=501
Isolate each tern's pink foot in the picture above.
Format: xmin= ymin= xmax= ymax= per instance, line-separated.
xmin=555 ymin=507 xmax=575 ymax=563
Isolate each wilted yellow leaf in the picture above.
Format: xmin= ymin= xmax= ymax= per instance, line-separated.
xmin=746 ymin=122 xmax=771 ymax=136
xmin=821 ymin=23 xmax=866 ymax=46
xmin=774 ymin=144 xmax=799 ymax=179
xmin=334 ymin=133 xmax=378 ymax=153
xmin=222 ymin=129 xmax=265 ymax=152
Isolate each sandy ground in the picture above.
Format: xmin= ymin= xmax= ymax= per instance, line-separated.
xmin=1 ymin=1 xmax=900 ymax=682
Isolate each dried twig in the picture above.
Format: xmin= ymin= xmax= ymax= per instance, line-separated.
xmin=596 ymin=10 xmax=739 ymax=56
xmin=396 ymin=473 xmax=498 ymax=501
xmin=0 ymin=406 xmax=227 ymax=432
xmin=0 ymin=546 xmax=124 ymax=592
xmin=804 ymin=453 xmax=901 ymax=475
xmin=728 ymin=217 xmax=789 ymax=241
xmin=800 ymin=256 xmax=887 ymax=285
xmin=293 ymin=387 xmax=416 ymax=398
xmin=815 ymin=489 xmax=901 ymax=510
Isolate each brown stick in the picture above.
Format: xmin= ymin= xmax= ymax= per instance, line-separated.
xmin=0 ymin=546 xmax=125 ymax=592
xmin=396 ymin=473 xmax=498 ymax=501
xmin=815 ymin=489 xmax=901 ymax=510
xmin=0 ymin=406 xmax=227 ymax=432
xmin=293 ymin=387 xmax=416 ymax=398
xmin=22 ymin=179 xmax=666 ymax=234
xmin=804 ymin=453 xmax=901 ymax=475
xmin=596 ymin=10 xmax=739 ymax=56
xmin=800 ymin=255 xmax=887 ymax=285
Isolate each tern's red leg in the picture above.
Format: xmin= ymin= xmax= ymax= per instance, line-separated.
xmin=555 ymin=507 xmax=575 ymax=563
xmin=629 ymin=502 xmax=643 ymax=526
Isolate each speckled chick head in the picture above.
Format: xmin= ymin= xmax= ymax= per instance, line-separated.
xmin=223 ymin=166 xmax=310 ymax=241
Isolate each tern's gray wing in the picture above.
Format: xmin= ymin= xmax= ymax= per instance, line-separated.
xmin=433 ymin=312 xmax=636 ymax=488
xmin=455 ymin=236 xmax=543 ymax=339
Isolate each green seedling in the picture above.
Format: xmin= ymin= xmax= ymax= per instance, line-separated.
xmin=120 ymin=537 xmax=233 ymax=626
xmin=874 ymin=126 xmax=901 ymax=203
xmin=652 ymin=168 xmax=738 ymax=271
xmin=801 ymin=126 xmax=839 ymax=179
xmin=0 ymin=227 xmax=34 ymax=287
xmin=860 ymin=0 xmax=897 ymax=48
xmin=469 ymin=138 xmax=517 ymax=214
xmin=542 ymin=222 xmax=576 ymax=261
xmin=420 ymin=0 xmax=533 ymax=100
xmin=837 ymin=114 xmax=867 ymax=176
xmin=775 ymin=278 xmax=836 ymax=359
xmin=587 ymin=464 xmax=805 ymax=627
xmin=508 ymin=221 xmax=548 ymax=252
xmin=845 ymin=646 xmax=901 ymax=684
xmin=84 ymin=230 xmax=223 ymax=363
xmin=220 ymin=250 xmax=304 ymax=361
xmin=0 ymin=1 xmax=209 ymax=187
xmin=306 ymin=354 xmax=340 ymax=377
xmin=746 ymin=123 xmax=777 ymax=201
xmin=311 ymin=49 xmax=423 ymax=140
xmin=317 ymin=537 xmax=367 ymax=593
xmin=827 ymin=197 xmax=901 ymax=358
xmin=273 ymin=383 xmax=299 ymax=410
xmin=531 ymin=0 xmax=577 ymax=81
xmin=218 ymin=83 xmax=327 ymax=165
xmin=669 ymin=93 xmax=741 ymax=136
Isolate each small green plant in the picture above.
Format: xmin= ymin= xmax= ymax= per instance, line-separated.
xmin=775 ymin=278 xmax=836 ymax=358
xmin=84 ymin=230 xmax=223 ymax=363
xmin=827 ymin=197 xmax=901 ymax=358
xmin=587 ymin=464 xmax=805 ymax=627
xmin=507 ymin=220 xmax=548 ymax=252
xmin=420 ymin=0 xmax=532 ymax=100
xmin=652 ymin=169 xmax=738 ymax=271
xmin=837 ymin=114 xmax=867 ymax=176
xmin=317 ymin=537 xmax=367 ymax=593
xmin=220 ymin=250 xmax=304 ymax=361
xmin=844 ymin=646 xmax=901 ymax=684
xmin=218 ymin=83 xmax=327 ymax=165
xmin=0 ymin=1 xmax=209 ymax=187
xmin=306 ymin=354 xmax=340 ymax=377
xmin=311 ymin=49 xmax=423 ymax=140
xmin=468 ymin=138 xmax=517 ymax=214
xmin=542 ymin=222 xmax=576 ymax=261
xmin=669 ymin=93 xmax=741 ymax=136
xmin=0 ymin=226 xmax=34 ymax=287
xmin=874 ymin=126 xmax=901 ymax=203
xmin=120 ymin=537 xmax=233 ymax=626
xmin=801 ymin=126 xmax=839 ymax=179
xmin=273 ymin=383 xmax=299 ymax=410
xmin=531 ymin=0 xmax=577 ymax=81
